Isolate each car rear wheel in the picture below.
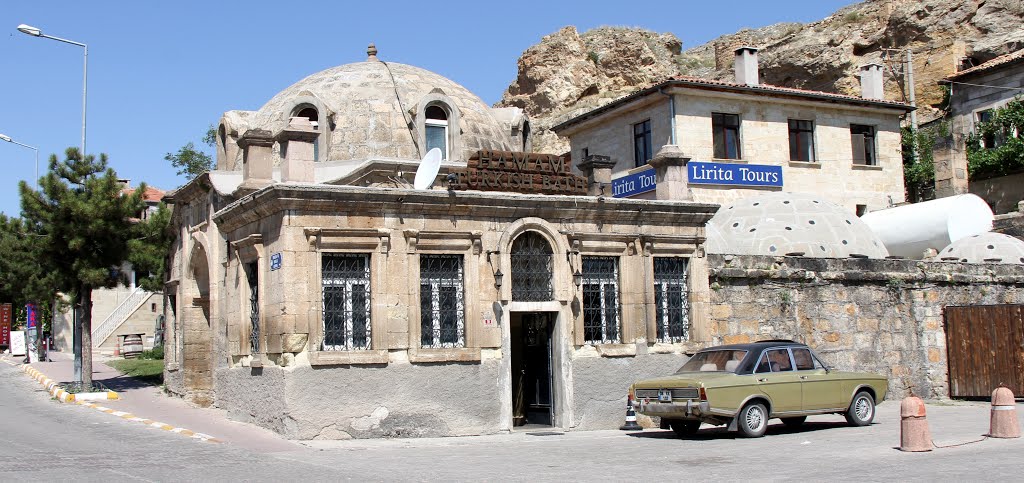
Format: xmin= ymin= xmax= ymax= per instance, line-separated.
xmin=781 ymin=416 xmax=806 ymax=427
xmin=670 ymin=420 xmax=701 ymax=437
xmin=737 ymin=402 xmax=768 ymax=438
xmin=845 ymin=391 xmax=875 ymax=426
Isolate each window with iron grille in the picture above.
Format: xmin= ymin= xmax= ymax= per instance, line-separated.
xmin=420 ymin=255 xmax=465 ymax=348
xmin=511 ymin=231 xmax=553 ymax=301
xmin=582 ymin=256 xmax=620 ymax=344
xmin=244 ymin=261 xmax=260 ymax=354
xmin=788 ymin=119 xmax=816 ymax=162
xmin=321 ymin=253 xmax=371 ymax=350
xmin=654 ymin=257 xmax=689 ymax=342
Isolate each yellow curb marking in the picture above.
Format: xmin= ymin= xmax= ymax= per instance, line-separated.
xmin=11 ymin=362 xmax=220 ymax=443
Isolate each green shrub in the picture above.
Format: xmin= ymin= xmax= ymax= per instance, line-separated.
xmin=139 ymin=345 xmax=164 ymax=360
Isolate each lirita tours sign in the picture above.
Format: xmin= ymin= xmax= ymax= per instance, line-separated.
xmin=450 ymin=150 xmax=587 ymax=195
xmin=611 ymin=161 xmax=785 ymax=198
xmin=687 ymin=161 xmax=783 ymax=187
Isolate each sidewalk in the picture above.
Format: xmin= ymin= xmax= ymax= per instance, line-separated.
xmin=9 ymin=351 xmax=302 ymax=454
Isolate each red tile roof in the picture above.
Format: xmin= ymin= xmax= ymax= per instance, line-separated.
xmin=945 ymin=48 xmax=1024 ymax=81
xmin=123 ymin=186 xmax=166 ymax=203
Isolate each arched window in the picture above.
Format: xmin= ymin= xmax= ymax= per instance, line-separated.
xmin=510 ymin=231 xmax=553 ymax=301
xmin=217 ymin=124 xmax=227 ymax=163
xmin=294 ymin=106 xmax=320 ymax=162
xmin=425 ymin=105 xmax=449 ymax=160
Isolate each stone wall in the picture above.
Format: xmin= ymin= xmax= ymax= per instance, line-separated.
xmin=706 ymin=254 xmax=1024 ymax=399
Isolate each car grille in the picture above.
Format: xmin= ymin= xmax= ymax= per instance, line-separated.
xmin=634 ymin=388 xmax=699 ymax=400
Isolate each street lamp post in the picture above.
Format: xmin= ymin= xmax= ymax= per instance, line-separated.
xmin=17 ymin=24 xmax=88 ymax=156
xmin=0 ymin=134 xmax=38 ymax=191
xmin=17 ymin=24 xmax=88 ymax=381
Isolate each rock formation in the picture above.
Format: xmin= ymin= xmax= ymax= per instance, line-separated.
xmin=499 ymin=0 xmax=1024 ymax=155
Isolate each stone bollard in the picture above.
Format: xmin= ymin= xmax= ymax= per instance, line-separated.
xmin=900 ymin=396 xmax=933 ymax=452
xmin=989 ymin=387 xmax=1020 ymax=438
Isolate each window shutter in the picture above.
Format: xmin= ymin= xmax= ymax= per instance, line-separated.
xmin=851 ymin=133 xmax=866 ymax=165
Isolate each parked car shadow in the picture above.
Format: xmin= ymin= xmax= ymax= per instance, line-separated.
xmin=626 ymin=420 xmax=857 ymax=440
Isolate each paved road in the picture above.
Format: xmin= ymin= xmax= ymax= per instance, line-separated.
xmin=0 ymin=359 xmax=1021 ymax=481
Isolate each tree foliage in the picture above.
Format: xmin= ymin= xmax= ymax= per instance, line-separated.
xmin=165 ymin=125 xmax=217 ymax=179
xmin=20 ymin=147 xmax=146 ymax=387
xmin=127 ymin=203 xmax=173 ymax=292
xmin=0 ymin=214 xmax=57 ymax=325
xmin=901 ymin=122 xmax=947 ymax=203
xmin=967 ymin=96 xmax=1024 ymax=180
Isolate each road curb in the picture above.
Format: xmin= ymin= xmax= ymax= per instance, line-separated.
xmin=10 ymin=360 xmax=221 ymax=444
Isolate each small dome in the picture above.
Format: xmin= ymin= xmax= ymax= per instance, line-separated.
xmin=706 ymin=192 xmax=888 ymax=258
xmin=937 ymin=232 xmax=1024 ymax=264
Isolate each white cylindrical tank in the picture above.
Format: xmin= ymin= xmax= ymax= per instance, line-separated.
xmin=861 ymin=194 xmax=994 ymax=259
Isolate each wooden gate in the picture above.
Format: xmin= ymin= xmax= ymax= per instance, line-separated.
xmin=944 ymin=305 xmax=1024 ymax=398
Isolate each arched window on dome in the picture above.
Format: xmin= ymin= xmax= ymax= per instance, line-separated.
xmin=521 ymin=120 xmax=531 ymax=152
xmin=425 ymin=105 xmax=449 ymax=160
xmin=294 ymin=106 xmax=321 ymax=162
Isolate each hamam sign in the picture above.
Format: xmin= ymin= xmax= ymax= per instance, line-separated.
xmin=687 ymin=161 xmax=783 ymax=187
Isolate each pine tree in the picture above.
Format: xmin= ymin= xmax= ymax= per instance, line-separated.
xmin=20 ymin=148 xmax=145 ymax=388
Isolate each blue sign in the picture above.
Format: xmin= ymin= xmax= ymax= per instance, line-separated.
xmin=611 ymin=167 xmax=656 ymax=198
xmin=687 ymin=161 xmax=783 ymax=187
xmin=270 ymin=253 xmax=282 ymax=271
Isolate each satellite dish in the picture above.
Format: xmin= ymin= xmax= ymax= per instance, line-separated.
xmin=413 ymin=148 xmax=443 ymax=190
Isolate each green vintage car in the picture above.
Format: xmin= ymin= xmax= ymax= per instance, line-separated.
xmin=628 ymin=340 xmax=887 ymax=438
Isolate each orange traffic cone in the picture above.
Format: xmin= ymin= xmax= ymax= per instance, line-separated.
xmin=114 ymin=340 xmax=121 ymax=357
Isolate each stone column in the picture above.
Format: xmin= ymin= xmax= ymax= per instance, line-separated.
xmin=275 ymin=117 xmax=319 ymax=183
xmin=649 ymin=145 xmax=691 ymax=201
xmin=235 ymin=129 xmax=275 ymax=194
xmin=576 ymin=154 xmax=617 ymax=196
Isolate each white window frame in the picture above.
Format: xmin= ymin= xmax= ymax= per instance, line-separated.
xmin=419 ymin=254 xmax=466 ymax=349
xmin=581 ymin=256 xmax=621 ymax=344
xmin=321 ymin=253 xmax=372 ymax=351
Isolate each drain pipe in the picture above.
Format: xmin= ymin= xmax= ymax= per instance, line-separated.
xmin=659 ymin=87 xmax=677 ymax=145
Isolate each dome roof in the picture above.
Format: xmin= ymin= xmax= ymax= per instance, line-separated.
xmin=249 ymin=56 xmax=515 ymax=162
xmin=706 ymin=192 xmax=889 ymax=258
xmin=938 ymin=232 xmax=1024 ymax=264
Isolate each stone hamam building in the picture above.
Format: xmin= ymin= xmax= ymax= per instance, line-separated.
xmin=165 ymin=46 xmax=719 ymax=438
xmin=165 ymin=45 xmax=1024 ymax=440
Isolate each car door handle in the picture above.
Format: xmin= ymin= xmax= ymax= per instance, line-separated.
xmin=757 ymin=378 xmax=767 ymax=382
xmin=800 ymin=376 xmax=808 ymax=380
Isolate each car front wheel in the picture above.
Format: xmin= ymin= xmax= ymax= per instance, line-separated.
xmin=670 ymin=420 xmax=701 ymax=437
xmin=737 ymin=402 xmax=768 ymax=437
xmin=845 ymin=391 xmax=875 ymax=426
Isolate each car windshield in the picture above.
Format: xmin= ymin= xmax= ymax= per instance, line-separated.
xmin=676 ymin=350 xmax=748 ymax=374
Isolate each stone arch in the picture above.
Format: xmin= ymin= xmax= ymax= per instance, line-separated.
xmin=182 ymin=236 xmax=214 ymax=407
xmin=415 ymin=91 xmax=462 ymax=160
xmin=497 ymin=218 xmax=572 ymax=303
xmin=285 ymin=93 xmax=333 ymax=163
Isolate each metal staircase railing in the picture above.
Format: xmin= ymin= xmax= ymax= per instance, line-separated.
xmin=92 ymin=287 xmax=151 ymax=348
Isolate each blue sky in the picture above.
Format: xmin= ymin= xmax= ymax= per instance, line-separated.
xmin=0 ymin=0 xmax=853 ymax=216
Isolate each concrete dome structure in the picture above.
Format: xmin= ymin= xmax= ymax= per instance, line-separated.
xmin=706 ymin=192 xmax=889 ymax=258
xmin=938 ymin=232 xmax=1024 ymax=264
xmin=216 ymin=45 xmax=528 ymax=170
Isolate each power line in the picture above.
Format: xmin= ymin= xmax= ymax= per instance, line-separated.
xmin=939 ymin=80 xmax=1024 ymax=92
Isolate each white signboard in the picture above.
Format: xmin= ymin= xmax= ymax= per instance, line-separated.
xmin=10 ymin=330 xmax=25 ymax=356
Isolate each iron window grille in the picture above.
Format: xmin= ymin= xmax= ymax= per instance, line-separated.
xmin=244 ymin=261 xmax=260 ymax=354
xmin=712 ymin=112 xmax=742 ymax=160
xmin=582 ymin=256 xmax=621 ymax=344
xmin=511 ymin=232 xmax=554 ymax=302
xmin=420 ymin=255 xmax=466 ymax=348
xmin=633 ymin=119 xmax=653 ymax=167
xmin=788 ymin=119 xmax=816 ymax=162
xmin=654 ymin=257 xmax=689 ymax=342
xmin=321 ymin=253 xmax=372 ymax=351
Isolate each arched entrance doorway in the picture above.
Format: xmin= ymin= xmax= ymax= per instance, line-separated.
xmin=183 ymin=243 xmax=214 ymax=407
xmin=509 ymin=231 xmax=555 ymax=426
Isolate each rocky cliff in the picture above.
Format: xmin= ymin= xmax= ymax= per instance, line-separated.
xmin=499 ymin=0 xmax=1024 ymax=155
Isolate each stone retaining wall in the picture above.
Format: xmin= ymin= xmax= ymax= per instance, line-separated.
xmin=706 ymin=254 xmax=1024 ymax=399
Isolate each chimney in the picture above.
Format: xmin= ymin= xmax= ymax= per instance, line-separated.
xmin=734 ymin=46 xmax=759 ymax=86
xmin=275 ymin=117 xmax=319 ymax=183
xmin=859 ymin=63 xmax=884 ymax=100
xmin=234 ymin=128 xmax=275 ymax=195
